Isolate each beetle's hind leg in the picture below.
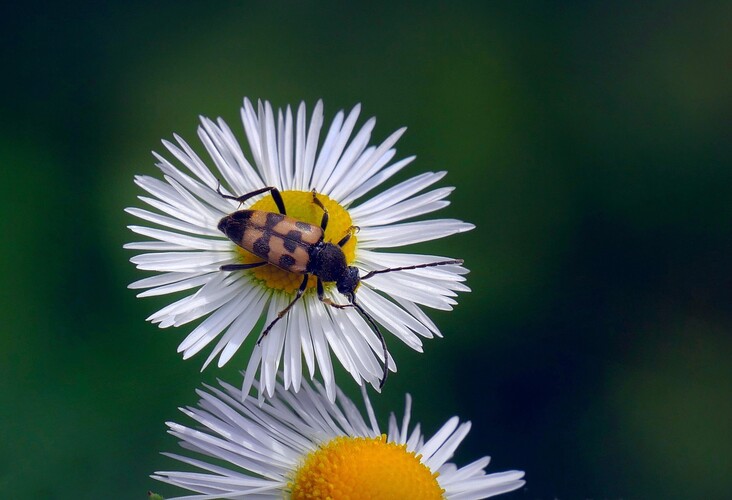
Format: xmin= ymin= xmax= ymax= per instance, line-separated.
xmin=216 ymin=184 xmax=287 ymax=215
xmin=311 ymin=189 xmax=329 ymax=231
xmin=256 ymin=274 xmax=310 ymax=345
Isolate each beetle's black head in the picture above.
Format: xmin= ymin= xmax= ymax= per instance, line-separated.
xmin=336 ymin=266 xmax=361 ymax=295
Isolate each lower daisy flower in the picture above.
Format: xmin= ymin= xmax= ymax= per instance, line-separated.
xmin=152 ymin=375 xmax=525 ymax=499
xmin=127 ymin=98 xmax=473 ymax=400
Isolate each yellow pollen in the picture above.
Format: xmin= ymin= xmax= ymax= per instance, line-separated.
xmin=236 ymin=190 xmax=357 ymax=294
xmin=288 ymin=435 xmax=445 ymax=500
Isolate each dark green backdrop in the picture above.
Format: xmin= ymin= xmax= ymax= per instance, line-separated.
xmin=2 ymin=1 xmax=731 ymax=498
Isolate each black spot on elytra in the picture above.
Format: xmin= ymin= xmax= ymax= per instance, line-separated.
xmin=279 ymin=254 xmax=296 ymax=269
xmin=231 ymin=211 xmax=253 ymax=221
xmin=295 ymin=221 xmax=311 ymax=231
xmin=284 ymin=230 xmax=302 ymax=252
xmin=253 ymin=237 xmax=270 ymax=257
xmin=266 ymin=212 xmax=285 ymax=227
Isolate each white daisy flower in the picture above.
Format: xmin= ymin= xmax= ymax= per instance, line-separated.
xmin=127 ymin=98 xmax=473 ymax=400
xmin=152 ymin=375 xmax=526 ymax=499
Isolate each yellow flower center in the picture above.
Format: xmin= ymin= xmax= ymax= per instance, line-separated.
xmin=288 ymin=435 xmax=445 ymax=500
xmin=236 ymin=190 xmax=357 ymax=294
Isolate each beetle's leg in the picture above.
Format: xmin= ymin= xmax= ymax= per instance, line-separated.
xmin=316 ymin=278 xmax=389 ymax=388
xmin=337 ymin=225 xmax=360 ymax=248
xmin=216 ymin=184 xmax=287 ymax=215
xmin=256 ymin=274 xmax=309 ymax=345
xmin=220 ymin=261 xmax=267 ymax=272
xmin=311 ymin=189 xmax=329 ymax=231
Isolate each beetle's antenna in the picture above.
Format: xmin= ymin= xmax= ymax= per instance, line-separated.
xmin=361 ymin=259 xmax=464 ymax=281
xmin=340 ymin=293 xmax=389 ymax=389
xmin=348 ymin=294 xmax=389 ymax=389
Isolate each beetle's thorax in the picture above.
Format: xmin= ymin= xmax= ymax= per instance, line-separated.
xmin=307 ymin=242 xmax=347 ymax=282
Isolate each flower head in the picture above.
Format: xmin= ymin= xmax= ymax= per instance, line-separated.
xmin=127 ymin=98 xmax=473 ymax=400
xmin=152 ymin=375 xmax=525 ymax=499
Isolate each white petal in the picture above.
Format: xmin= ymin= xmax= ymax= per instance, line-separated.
xmin=358 ymin=219 xmax=475 ymax=248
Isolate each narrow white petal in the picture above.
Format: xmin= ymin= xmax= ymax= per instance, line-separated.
xmin=217 ymin=288 xmax=269 ymax=367
xmin=337 ymin=154 xmax=415 ymax=205
xmin=354 ymin=188 xmax=453 ymax=226
xmin=128 ymin=271 xmax=201 ymax=290
xmin=130 ymin=251 xmax=230 ymax=272
xmin=356 ymin=287 xmax=424 ymax=351
xmin=128 ymin=225 xmax=229 ymax=251
xmin=419 ymin=416 xmax=460 ymax=461
xmin=313 ymin=104 xmax=362 ymax=192
xmin=125 ymin=206 xmax=220 ymax=237
xmin=348 ymin=171 xmax=447 ymax=218
xmin=321 ymin=116 xmax=375 ymax=194
xmin=358 ymin=219 xmax=475 ymax=248
xmin=136 ymin=273 xmax=214 ymax=298
xmin=310 ymin=108 xmax=346 ymax=190
xmin=300 ymin=99 xmax=324 ymax=190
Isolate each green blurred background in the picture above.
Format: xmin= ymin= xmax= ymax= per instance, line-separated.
xmin=2 ymin=1 xmax=731 ymax=498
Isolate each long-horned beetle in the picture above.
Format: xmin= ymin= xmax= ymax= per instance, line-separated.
xmin=216 ymin=185 xmax=463 ymax=388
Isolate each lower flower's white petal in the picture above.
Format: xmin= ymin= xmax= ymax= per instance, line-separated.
xmin=425 ymin=421 xmax=472 ymax=471
xmin=446 ymin=472 xmax=527 ymax=500
xmin=155 ymin=375 xmax=524 ymax=499
xmin=406 ymin=422 xmax=424 ymax=451
xmin=420 ymin=416 xmax=462 ymax=463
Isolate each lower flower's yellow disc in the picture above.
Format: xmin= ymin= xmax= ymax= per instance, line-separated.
xmin=236 ymin=190 xmax=357 ymax=294
xmin=289 ymin=435 xmax=445 ymax=500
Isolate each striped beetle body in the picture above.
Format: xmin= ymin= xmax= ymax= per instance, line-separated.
xmin=218 ymin=211 xmax=323 ymax=275
xmin=216 ymin=185 xmax=462 ymax=388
